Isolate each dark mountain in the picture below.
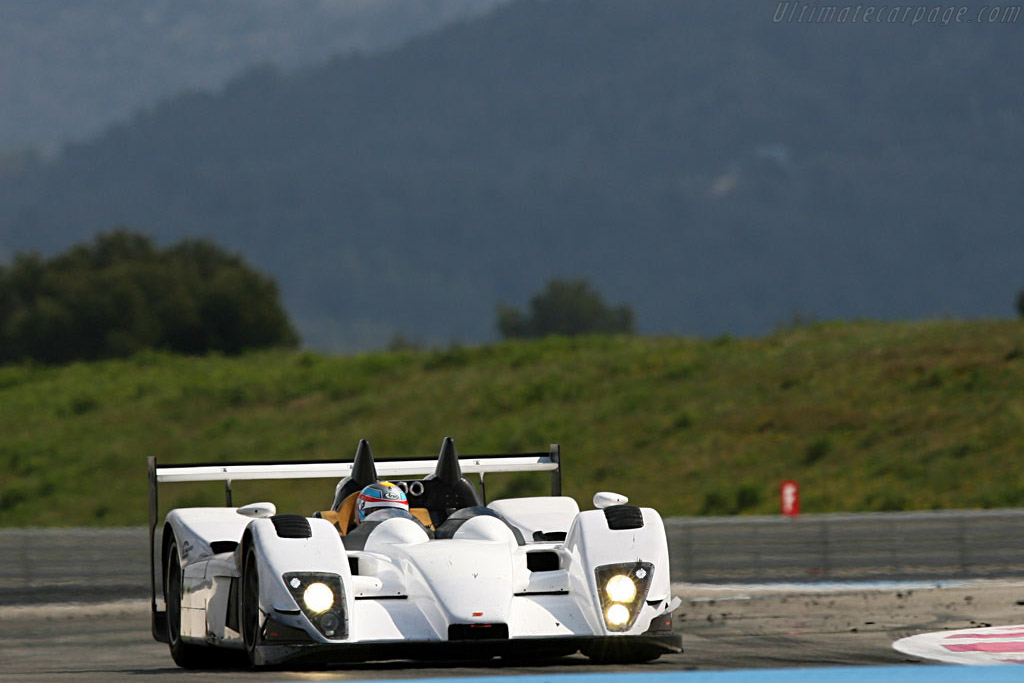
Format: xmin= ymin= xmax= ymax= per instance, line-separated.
xmin=2 ymin=0 xmax=1022 ymax=349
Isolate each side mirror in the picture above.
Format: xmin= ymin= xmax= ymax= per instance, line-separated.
xmin=237 ymin=502 xmax=276 ymax=518
xmin=593 ymin=491 xmax=629 ymax=509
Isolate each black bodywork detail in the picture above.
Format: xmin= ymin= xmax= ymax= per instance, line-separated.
xmin=432 ymin=437 xmax=464 ymax=487
xmin=532 ymin=530 xmax=567 ymax=542
xmin=331 ymin=440 xmax=379 ymax=511
xmin=433 ymin=506 xmax=525 ymax=545
xmin=271 ymin=514 xmax=312 ymax=539
xmin=603 ymin=504 xmax=644 ymax=530
xmin=420 ymin=437 xmax=483 ymax=526
xmin=378 ymin=477 xmax=481 ymax=527
xmin=354 ymin=594 xmax=408 ymax=600
xmin=262 ymin=616 xmax=317 ymax=644
xmin=644 ymin=608 xmax=674 ymax=633
xmin=448 ymin=623 xmax=510 ymax=641
xmin=526 ymin=550 xmax=560 ymax=572
xmin=253 ymin=632 xmax=680 ymax=665
xmin=226 ymin=577 xmax=240 ymax=633
xmin=340 ymin=520 xmax=382 ymax=551
xmin=210 ymin=540 xmax=238 ymax=554
xmin=580 ymin=632 xmax=681 ymax=663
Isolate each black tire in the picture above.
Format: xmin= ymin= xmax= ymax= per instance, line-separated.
xmin=165 ymin=540 xmax=217 ymax=669
xmin=240 ymin=544 xmax=262 ymax=667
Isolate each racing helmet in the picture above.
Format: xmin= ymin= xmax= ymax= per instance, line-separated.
xmin=356 ymin=481 xmax=408 ymax=521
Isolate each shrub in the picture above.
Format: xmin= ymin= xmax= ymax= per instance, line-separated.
xmin=497 ymin=278 xmax=634 ymax=339
xmin=0 ymin=230 xmax=298 ymax=363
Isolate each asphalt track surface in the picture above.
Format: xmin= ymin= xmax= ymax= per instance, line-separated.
xmin=5 ymin=580 xmax=1024 ymax=682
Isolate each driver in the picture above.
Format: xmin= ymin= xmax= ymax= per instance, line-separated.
xmin=356 ymin=481 xmax=410 ymax=523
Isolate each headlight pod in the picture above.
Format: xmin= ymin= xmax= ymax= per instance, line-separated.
xmin=595 ymin=562 xmax=653 ymax=632
xmin=283 ymin=572 xmax=346 ymax=639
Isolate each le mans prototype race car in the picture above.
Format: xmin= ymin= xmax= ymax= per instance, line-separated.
xmin=148 ymin=438 xmax=682 ymax=668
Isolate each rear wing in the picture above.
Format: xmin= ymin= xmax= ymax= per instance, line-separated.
xmin=147 ymin=444 xmax=561 ymax=641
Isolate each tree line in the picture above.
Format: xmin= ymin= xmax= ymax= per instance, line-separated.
xmin=0 ymin=231 xmax=297 ymax=364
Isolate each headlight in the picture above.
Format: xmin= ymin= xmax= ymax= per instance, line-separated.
xmin=303 ymin=582 xmax=334 ymax=614
xmin=605 ymin=574 xmax=637 ymax=603
xmin=595 ymin=562 xmax=654 ymax=632
xmin=606 ymin=603 xmax=631 ymax=626
xmin=283 ymin=572 xmax=346 ymax=639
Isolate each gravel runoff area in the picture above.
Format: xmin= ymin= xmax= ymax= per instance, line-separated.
xmin=677 ymin=579 xmax=1024 ymax=669
xmin=2 ymin=580 xmax=1024 ymax=681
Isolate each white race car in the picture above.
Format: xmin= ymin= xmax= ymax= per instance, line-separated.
xmin=148 ymin=438 xmax=682 ymax=668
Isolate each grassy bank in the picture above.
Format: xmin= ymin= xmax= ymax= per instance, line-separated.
xmin=1 ymin=319 xmax=1023 ymax=527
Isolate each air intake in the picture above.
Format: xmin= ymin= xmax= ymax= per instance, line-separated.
xmin=603 ymin=505 xmax=644 ymax=530
xmin=210 ymin=540 xmax=239 ymax=554
xmin=527 ymin=550 xmax=560 ymax=572
xmin=271 ymin=514 xmax=312 ymax=539
xmin=448 ymin=623 xmax=509 ymax=641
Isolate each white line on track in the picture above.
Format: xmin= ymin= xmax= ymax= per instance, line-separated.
xmin=0 ymin=598 xmax=148 ymax=620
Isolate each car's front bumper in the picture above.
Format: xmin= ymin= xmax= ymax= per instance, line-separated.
xmin=254 ymin=629 xmax=682 ymax=666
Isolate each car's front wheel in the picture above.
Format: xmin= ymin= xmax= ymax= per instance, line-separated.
xmin=240 ymin=543 xmax=262 ymax=667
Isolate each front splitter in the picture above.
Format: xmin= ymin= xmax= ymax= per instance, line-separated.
xmin=254 ymin=632 xmax=682 ymax=666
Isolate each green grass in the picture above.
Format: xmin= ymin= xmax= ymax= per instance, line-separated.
xmin=2 ymin=319 xmax=1024 ymax=527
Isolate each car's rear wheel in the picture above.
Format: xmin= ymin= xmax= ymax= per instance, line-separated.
xmin=240 ymin=544 xmax=262 ymax=667
xmin=165 ymin=539 xmax=217 ymax=668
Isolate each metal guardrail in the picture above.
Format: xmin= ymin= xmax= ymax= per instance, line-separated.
xmin=666 ymin=509 xmax=1024 ymax=583
xmin=1 ymin=509 xmax=1022 ymax=604
xmin=0 ymin=527 xmax=149 ymax=605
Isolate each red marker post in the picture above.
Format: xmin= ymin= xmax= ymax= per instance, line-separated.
xmin=780 ymin=480 xmax=800 ymax=517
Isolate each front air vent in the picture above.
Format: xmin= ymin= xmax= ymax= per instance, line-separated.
xmin=526 ymin=550 xmax=560 ymax=572
xmin=210 ymin=540 xmax=239 ymax=554
xmin=603 ymin=504 xmax=644 ymax=530
xmin=448 ymin=623 xmax=509 ymax=641
xmin=271 ymin=514 xmax=312 ymax=539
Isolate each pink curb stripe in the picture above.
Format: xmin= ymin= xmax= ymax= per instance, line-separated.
xmin=943 ymin=642 xmax=1024 ymax=654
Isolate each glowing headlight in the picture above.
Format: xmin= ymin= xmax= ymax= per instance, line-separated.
xmin=605 ymin=574 xmax=637 ymax=603
xmin=606 ymin=603 xmax=631 ymax=626
xmin=595 ymin=561 xmax=654 ymax=632
xmin=302 ymin=582 xmax=335 ymax=614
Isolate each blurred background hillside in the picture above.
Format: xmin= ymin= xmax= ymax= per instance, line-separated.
xmin=1 ymin=0 xmax=1021 ymax=350
xmin=0 ymin=0 xmax=505 ymax=154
